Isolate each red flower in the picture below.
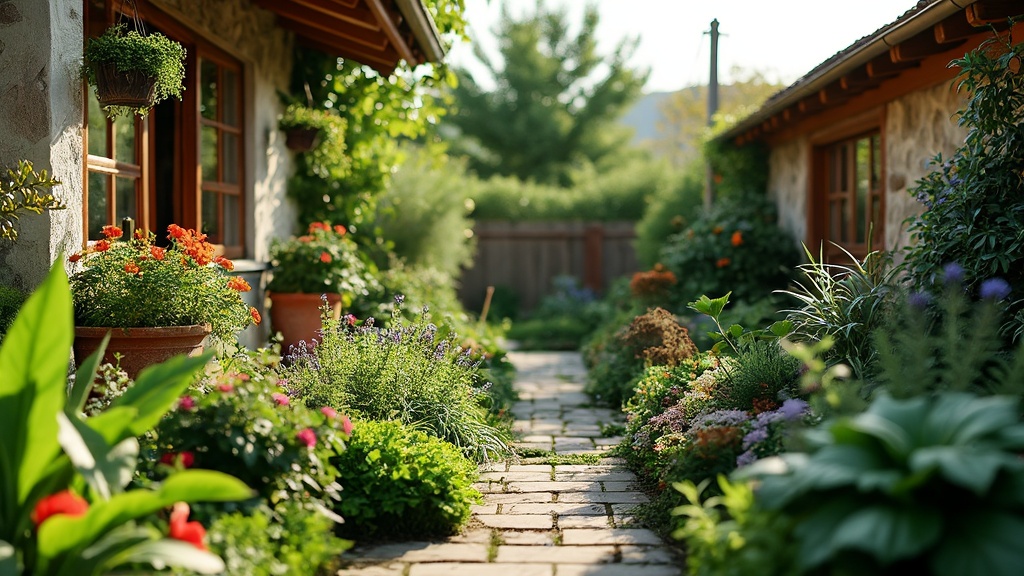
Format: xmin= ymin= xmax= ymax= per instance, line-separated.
xmin=298 ymin=235 xmax=313 ymax=243
xmin=320 ymin=406 xmax=337 ymax=419
xmin=124 ymin=261 xmax=140 ymax=275
xmin=227 ymin=277 xmax=251 ymax=292
xmin=69 ymin=253 xmax=82 ymax=263
xmin=339 ymin=414 xmax=354 ymax=436
xmin=250 ymin=307 xmax=262 ymax=325
xmin=167 ymin=224 xmax=186 ymax=240
xmin=168 ymin=502 xmax=207 ymax=550
xmin=308 ymin=221 xmax=330 ymax=233
xmin=271 ymin=393 xmax=290 ymax=407
xmin=213 ymin=256 xmax=234 ymax=271
xmin=297 ymin=428 xmax=317 ymax=448
xmin=134 ymin=228 xmax=147 ymax=241
xmin=150 ymin=245 xmax=167 ymax=260
xmin=716 ymin=258 xmax=731 ymax=268
xmin=102 ymin=225 xmax=123 ymax=239
xmin=94 ymin=239 xmax=111 ymax=252
xmin=178 ymin=396 xmax=196 ymax=411
xmin=319 ymin=252 xmax=332 ymax=264
xmin=217 ymin=382 xmax=234 ymax=393
xmin=333 ymin=225 xmax=347 ymax=236
xmin=160 ymin=451 xmax=195 ymax=468
xmin=32 ymin=490 xmax=89 ymax=528
xmin=731 ymin=231 xmax=743 ymax=247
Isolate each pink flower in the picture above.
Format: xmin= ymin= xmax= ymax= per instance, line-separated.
xmin=297 ymin=428 xmax=317 ymax=448
xmin=340 ymin=415 xmax=354 ymax=436
xmin=320 ymin=406 xmax=337 ymax=419
xmin=160 ymin=451 xmax=195 ymax=468
xmin=217 ymin=383 xmax=234 ymax=393
xmin=272 ymin=393 xmax=290 ymax=407
xmin=178 ymin=396 xmax=196 ymax=411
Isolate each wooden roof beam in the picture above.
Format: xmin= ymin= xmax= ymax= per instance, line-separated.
xmin=891 ymin=29 xmax=966 ymax=63
xmin=866 ymin=54 xmax=919 ymax=78
xmin=269 ymin=5 xmax=389 ymax=50
xmin=968 ymin=0 xmax=1024 ymax=26
xmin=365 ymin=0 xmax=419 ymax=66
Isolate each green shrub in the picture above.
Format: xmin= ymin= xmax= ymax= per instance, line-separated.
xmin=659 ymin=195 xmax=800 ymax=306
xmin=715 ymin=340 xmax=801 ymax=413
xmin=331 ymin=419 xmax=480 ymax=540
xmin=635 ymin=163 xmax=704 ymax=267
xmin=902 ymin=34 xmax=1024 ymax=341
xmin=279 ymin=105 xmax=350 ymax=182
xmin=0 ymin=284 xmax=26 ymax=337
xmin=740 ymin=392 xmax=1024 ymax=576
xmin=1 ymin=160 xmax=65 ymax=242
xmin=508 ymin=276 xmax=605 ymax=350
xmin=282 ymin=305 xmax=512 ymax=461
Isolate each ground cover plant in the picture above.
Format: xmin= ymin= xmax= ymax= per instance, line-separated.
xmin=281 ymin=302 xmax=513 ymax=461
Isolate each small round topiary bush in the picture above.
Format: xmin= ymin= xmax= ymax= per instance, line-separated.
xmin=330 ymin=419 xmax=480 ymax=540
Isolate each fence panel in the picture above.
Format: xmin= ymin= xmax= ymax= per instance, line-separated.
xmin=458 ymin=221 xmax=638 ymax=315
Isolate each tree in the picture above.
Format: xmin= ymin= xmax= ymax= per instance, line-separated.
xmin=446 ymin=1 xmax=648 ymax=186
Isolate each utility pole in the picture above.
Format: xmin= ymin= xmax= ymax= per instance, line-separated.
xmin=704 ymin=18 xmax=720 ymax=210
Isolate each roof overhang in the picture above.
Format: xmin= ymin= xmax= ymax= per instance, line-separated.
xmin=719 ymin=0 xmax=1023 ymax=145
xmin=251 ymin=0 xmax=445 ymax=75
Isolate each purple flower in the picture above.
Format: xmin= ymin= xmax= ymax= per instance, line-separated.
xmin=736 ymin=450 xmax=757 ymax=468
xmin=979 ymin=278 xmax=1012 ymax=301
xmin=778 ymin=399 xmax=809 ymax=420
xmin=692 ymin=409 xmax=750 ymax=430
xmin=907 ymin=291 xmax=931 ymax=310
xmin=742 ymin=428 xmax=769 ymax=450
xmin=942 ymin=262 xmax=964 ymax=285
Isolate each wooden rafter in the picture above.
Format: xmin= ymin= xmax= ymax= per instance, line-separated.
xmin=365 ymin=0 xmax=417 ymax=66
xmin=968 ymin=0 xmax=1024 ymax=25
xmin=891 ymin=30 xmax=966 ymax=63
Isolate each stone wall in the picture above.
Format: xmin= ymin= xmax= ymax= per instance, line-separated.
xmin=0 ymin=0 xmax=84 ymax=289
xmin=883 ymin=81 xmax=966 ymax=257
xmin=151 ymin=0 xmax=297 ymax=262
xmin=766 ymin=138 xmax=809 ymax=251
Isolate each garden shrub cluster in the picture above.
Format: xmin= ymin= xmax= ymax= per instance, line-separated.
xmin=506 ymin=275 xmax=606 ymax=350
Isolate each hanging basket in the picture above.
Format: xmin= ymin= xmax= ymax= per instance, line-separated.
xmin=94 ymin=62 xmax=159 ymax=110
xmin=285 ymin=127 xmax=321 ymax=152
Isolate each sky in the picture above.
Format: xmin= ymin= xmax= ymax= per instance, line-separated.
xmin=446 ymin=0 xmax=917 ymax=93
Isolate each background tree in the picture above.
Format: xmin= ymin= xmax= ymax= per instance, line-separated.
xmin=446 ymin=1 xmax=648 ymax=186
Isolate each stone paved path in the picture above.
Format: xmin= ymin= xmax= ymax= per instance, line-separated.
xmin=340 ymin=351 xmax=683 ymax=576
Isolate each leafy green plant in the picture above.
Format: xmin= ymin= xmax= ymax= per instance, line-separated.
xmin=778 ymin=244 xmax=898 ymax=379
xmin=671 ymin=476 xmax=798 ymax=576
xmin=69 ymin=224 xmax=259 ymax=342
xmin=82 ymin=24 xmax=186 ymax=118
xmin=266 ymin=221 xmax=379 ymax=305
xmin=0 ymin=284 xmax=26 ymax=338
xmin=330 ymin=419 xmax=481 ymax=540
xmin=279 ymin=104 xmax=350 ymax=180
xmin=1 ymin=160 xmax=65 ymax=242
xmin=282 ymin=304 xmax=512 ymax=461
xmin=739 ymin=392 xmax=1024 ymax=576
xmin=0 ymin=262 xmax=252 ymax=575
xmin=902 ymin=33 xmax=1024 ymax=340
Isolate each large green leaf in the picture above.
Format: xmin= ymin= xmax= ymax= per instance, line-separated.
xmin=933 ymin=510 xmax=1024 ymax=576
xmin=0 ymin=262 xmax=72 ymax=539
xmin=115 ymin=538 xmax=225 ymax=574
xmin=67 ymin=335 xmax=110 ymax=416
xmin=105 ymin=351 xmax=214 ymax=439
xmin=792 ymin=497 xmax=863 ymax=568
xmin=825 ymin=504 xmax=942 ymax=565
xmin=843 ymin=410 xmax=913 ymax=458
xmin=924 ymin=393 xmax=1020 ymax=446
xmin=909 ymin=445 xmax=1019 ymax=495
xmin=56 ymin=412 xmax=137 ymax=500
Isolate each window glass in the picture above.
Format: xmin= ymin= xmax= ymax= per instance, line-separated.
xmin=202 ymin=190 xmax=219 ymax=237
xmin=201 ymin=125 xmax=219 ymax=181
xmin=88 ymin=172 xmax=109 ymax=240
xmin=114 ymin=114 xmax=135 ymax=164
xmin=222 ymin=132 xmax=239 ymax=184
xmin=200 ymin=60 xmax=218 ymax=121
xmin=223 ymin=194 xmax=240 ymax=245
xmin=115 ymin=177 xmax=137 ymax=225
xmin=87 ymin=86 xmax=107 ymax=157
xmin=223 ymin=68 xmax=239 ymax=127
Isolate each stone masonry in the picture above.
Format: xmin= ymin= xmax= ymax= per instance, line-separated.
xmin=340 ymin=351 xmax=683 ymax=576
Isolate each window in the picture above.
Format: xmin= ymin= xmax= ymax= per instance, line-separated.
xmin=812 ymin=130 xmax=884 ymax=261
xmin=83 ymin=0 xmax=245 ymax=256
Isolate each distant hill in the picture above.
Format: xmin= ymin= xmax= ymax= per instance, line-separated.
xmin=619 ymin=91 xmax=674 ymax=143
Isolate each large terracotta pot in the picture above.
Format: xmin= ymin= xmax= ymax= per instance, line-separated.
xmin=268 ymin=292 xmax=342 ymax=355
xmin=73 ymin=324 xmax=212 ymax=380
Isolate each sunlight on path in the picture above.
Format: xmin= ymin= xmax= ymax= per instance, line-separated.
xmin=340 ymin=351 xmax=683 ymax=575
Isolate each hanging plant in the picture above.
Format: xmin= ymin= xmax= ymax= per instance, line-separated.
xmin=82 ymin=23 xmax=186 ymax=118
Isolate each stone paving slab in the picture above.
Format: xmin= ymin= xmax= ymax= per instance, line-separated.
xmin=340 ymin=351 xmax=679 ymax=576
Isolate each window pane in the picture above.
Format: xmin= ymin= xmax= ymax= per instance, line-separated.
xmin=839 ymin=144 xmax=848 ymax=191
xmin=202 ymin=190 xmax=219 ymax=240
xmin=200 ymin=60 xmax=218 ymax=121
xmin=114 ymin=114 xmax=135 ymax=164
xmin=829 ymin=201 xmax=841 ymax=242
xmin=871 ymin=134 xmax=882 ymax=191
xmin=223 ymin=68 xmax=239 ymax=127
xmin=855 ymin=138 xmax=870 ymax=243
xmin=87 ymin=86 xmax=108 ymax=157
xmin=223 ymin=194 xmax=240 ymax=246
xmin=201 ymin=126 xmax=218 ymax=181
xmin=87 ymin=171 xmax=109 ymax=240
xmin=115 ymin=177 xmax=138 ymax=225
xmin=222 ymin=132 xmax=239 ymax=184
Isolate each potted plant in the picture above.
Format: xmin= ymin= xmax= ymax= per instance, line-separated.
xmin=68 ymin=223 xmax=261 ymax=377
xmin=278 ymin=104 xmax=346 ymax=153
xmin=266 ymin=221 xmax=378 ymax=353
xmin=82 ymin=23 xmax=186 ymax=118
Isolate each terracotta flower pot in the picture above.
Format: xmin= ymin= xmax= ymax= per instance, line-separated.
xmin=284 ymin=127 xmax=321 ymax=152
xmin=268 ymin=292 xmax=342 ymax=355
xmin=73 ymin=324 xmax=212 ymax=380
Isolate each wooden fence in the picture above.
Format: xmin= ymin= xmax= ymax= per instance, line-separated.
xmin=458 ymin=221 xmax=639 ymax=315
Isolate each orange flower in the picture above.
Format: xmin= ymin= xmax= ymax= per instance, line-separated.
xmin=213 ymin=256 xmax=234 ymax=270
xmin=94 ymin=239 xmax=111 ymax=252
xmin=69 ymin=253 xmax=82 ymax=263
xmin=167 ymin=224 xmax=186 ymax=240
xmin=227 ymin=277 xmax=251 ymax=292
xmin=124 ymin=261 xmax=140 ymax=275
xmin=298 ymin=235 xmax=313 ymax=243
xmin=150 ymin=245 xmax=167 ymax=261
xmin=731 ymin=231 xmax=743 ymax=247
xmin=32 ymin=490 xmax=89 ymax=528
xmin=101 ymin=225 xmax=123 ymax=239
xmin=134 ymin=228 xmax=147 ymax=241
xmin=712 ymin=225 xmax=724 ymax=235
xmin=250 ymin=307 xmax=262 ymax=325
xmin=308 ymin=221 xmax=330 ymax=233
xmin=716 ymin=257 xmax=731 ymax=268
xmin=333 ymin=225 xmax=347 ymax=236
xmin=168 ymin=502 xmax=207 ymax=550
xmin=319 ymin=252 xmax=332 ymax=263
